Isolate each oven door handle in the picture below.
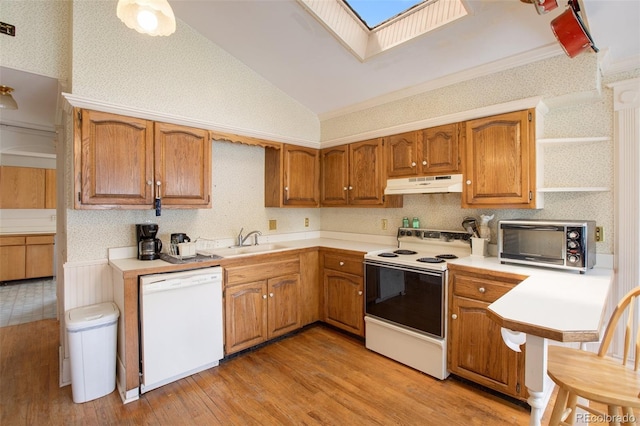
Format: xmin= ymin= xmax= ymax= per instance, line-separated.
xmin=364 ymin=260 xmax=445 ymax=277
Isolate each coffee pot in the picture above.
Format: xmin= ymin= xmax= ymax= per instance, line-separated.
xmin=136 ymin=223 xmax=162 ymax=260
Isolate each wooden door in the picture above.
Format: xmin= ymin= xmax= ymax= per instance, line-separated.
xmin=420 ymin=123 xmax=460 ymax=175
xmin=463 ymin=110 xmax=535 ymax=208
xmin=282 ymin=145 xmax=319 ymax=207
xmin=225 ymin=281 xmax=268 ymax=354
xmin=320 ymin=146 xmax=349 ymax=206
xmin=77 ymin=109 xmax=154 ymax=207
xmin=0 ymin=166 xmax=45 ymax=209
xmin=154 ymin=122 xmax=211 ymax=207
xmin=324 ymin=269 xmax=364 ymax=336
xmin=267 ymin=274 xmax=300 ymax=338
xmin=386 ymin=131 xmax=418 ymax=178
xmin=349 ymin=139 xmax=384 ymax=206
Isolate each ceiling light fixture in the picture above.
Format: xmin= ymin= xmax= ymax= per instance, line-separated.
xmin=116 ymin=0 xmax=176 ymax=36
xmin=0 ymin=85 xmax=18 ymax=110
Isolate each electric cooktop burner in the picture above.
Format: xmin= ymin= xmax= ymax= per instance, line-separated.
xmin=417 ymin=257 xmax=445 ymax=263
xmin=435 ymin=254 xmax=458 ymax=259
xmin=378 ymin=252 xmax=399 ymax=258
xmin=394 ymin=249 xmax=417 ymax=255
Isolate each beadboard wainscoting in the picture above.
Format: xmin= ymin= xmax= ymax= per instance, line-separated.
xmin=60 ymin=259 xmax=113 ymax=386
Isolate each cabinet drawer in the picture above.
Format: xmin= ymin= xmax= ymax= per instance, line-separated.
xmin=26 ymin=235 xmax=55 ymax=245
xmin=453 ymin=275 xmax=515 ymax=303
xmin=323 ymin=253 xmax=363 ymax=276
xmin=0 ymin=236 xmax=26 ymax=246
xmin=225 ymin=258 xmax=300 ymax=286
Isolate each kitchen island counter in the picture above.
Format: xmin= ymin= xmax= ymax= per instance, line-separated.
xmin=448 ymin=257 xmax=613 ymax=426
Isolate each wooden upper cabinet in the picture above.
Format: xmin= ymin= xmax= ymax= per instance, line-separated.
xmin=420 ymin=123 xmax=460 ymax=175
xmin=44 ymin=169 xmax=56 ymax=209
xmin=0 ymin=166 xmax=46 ymax=209
xmin=75 ymin=109 xmax=211 ymax=209
xmin=265 ymin=144 xmax=319 ymax=207
xmin=463 ymin=109 xmax=536 ymax=209
xmin=320 ymin=145 xmax=349 ymax=206
xmin=154 ymin=122 xmax=211 ymax=207
xmin=386 ymin=124 xmax=460 ymax=178
xmin=349 ymin=139 xmax=385 ymax=205
xmin=386 ymin=131 xmax=419 ymax=178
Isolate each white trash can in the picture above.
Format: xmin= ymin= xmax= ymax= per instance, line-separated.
xmin=66 ymin=302 xmax=119 ymax=403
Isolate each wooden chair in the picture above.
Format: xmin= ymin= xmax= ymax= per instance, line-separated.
xmin=547 ymin=286 xmax=640 ymax=426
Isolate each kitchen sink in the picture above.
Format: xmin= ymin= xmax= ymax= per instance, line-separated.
xmin=199 ymin=244 xmax=289 ymax=257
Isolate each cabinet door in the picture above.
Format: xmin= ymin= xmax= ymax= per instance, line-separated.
xmin=0 ymin=166 xmax=46 ymax=209
xmin=449 ymin=295 xmax=523 ymax=398
xmin=349 ymin=139 xmax=384 ymax=206
xmin=154 ymin=122 xmax=211 ymax=207
xmin=324 ymin=269 xmax=364 ymax=336
xmin=386 ymin=132 xmax=418 ymax=178
xmin=320 ymin=145 xmax=349 ymax=206
xmin=225 ymin=281 xmax=268 ymax=354
xmin=25 ymin=242 xmax=54 ymax=279
xmin=463 ymin=110 xmax=535 ymax=208
xmin=44 ymin=169 xmax=56 ymax=209
xmin=419 ymin=123 xmax=460 ymax=175
xmin=77 ymin=110 xmax=154 ymax=207
xmin=282 ymin=145 xmax=319 ymax=207
xmin=267 ymin=273 xmax=300 ymax=338
xmin=0 ymin=244 xmax=26 ymax=281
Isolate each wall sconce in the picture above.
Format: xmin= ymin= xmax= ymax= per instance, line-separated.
xmin=0 ymin=86 xmax=18 ymax=110
xmin=117 ymin=0 xmax=176 ymax=36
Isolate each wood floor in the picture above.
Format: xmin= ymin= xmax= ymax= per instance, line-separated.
xmin=2 ymin=319 xmax=559 ymax=425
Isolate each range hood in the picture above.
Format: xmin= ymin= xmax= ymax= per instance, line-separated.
xmin=384 ymin=174 xmax=463 ymax=195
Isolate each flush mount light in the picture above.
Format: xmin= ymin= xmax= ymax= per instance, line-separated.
xmin=116 ymin=0 xmax=176 ymax=36
xmin=0 ymin=85 xmax=18 ymax=110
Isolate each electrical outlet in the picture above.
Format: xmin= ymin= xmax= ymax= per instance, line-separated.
xmin=0 ymin=22 xmax=16 ymax=37
xmin=269 ymin=219 xmax=277 ymax=230
xmin=382 ymin=219 xmax=388 ymax=230
xmin=304 ymin=218 xmax=309 ymax=227
xmin=595 ymin=226 xmax=604 ymax=242
xmin=50 ymin=215 xmax=56 ymax=221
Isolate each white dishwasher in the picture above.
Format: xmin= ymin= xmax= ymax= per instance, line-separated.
xmin=139 ymin=266 xmax=223 ymax=394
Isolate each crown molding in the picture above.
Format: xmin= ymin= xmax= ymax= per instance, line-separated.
xmin=61 ymin=93 xmax=320 ymax=149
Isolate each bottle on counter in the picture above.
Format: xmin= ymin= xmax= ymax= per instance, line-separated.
xmin=412 ymin=217 xmax=420 ymax=228
xmin=402 ymin=217 xmax=410 ymax=228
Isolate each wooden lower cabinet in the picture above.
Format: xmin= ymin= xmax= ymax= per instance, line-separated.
xmin=321 ymin=249 xmax=365 ymax=337
xmin=224 ymin=255 xmax=301 ymax=354
xmin=448 ymin=265 xmax=528 ymax=400
xmin=0 ymin=234 xmax=54 ymax=282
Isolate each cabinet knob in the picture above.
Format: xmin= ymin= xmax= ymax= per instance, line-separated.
xmin=343 ymin=186 xmax=348 ymax=191
xmin=358 ymin=291 xmax=363 ymax=296
xmin=269 ymin=292 xmax=274 ymax=298
xmin=411 ymin=162 xmax=416 ymax=167
xmin=147 ymin=180 xmax=153 ymax=186
xmin=466 ymin=180 xmax=471 ymax=185
xmin=339 ymin=261 xmax=345 ymax=266
xmin=451 ymin=314 xmax=458 ymax=320
xmin=422 ymin=160 xmax=427 ymax=166
xmin=284 ymin=186 xmax=289 ymax=191
xmin=348 ymin=186 xmax=353 ymax=190
xmin=478 ymin=287 xmax=486 ymax=293
xmin=263 ymin=294 xmax=267 ymax=299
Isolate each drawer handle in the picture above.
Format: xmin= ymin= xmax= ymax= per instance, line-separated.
xmin=451 ymin=314 xmax=458 ymax=320
xmin=339 ymin=261 xmax=345 ymax=266
xmin=478 ymin=287 xmax=486 ymax=293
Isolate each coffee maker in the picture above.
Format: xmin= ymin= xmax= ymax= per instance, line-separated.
xmin=136 ymin=223 xmax=162 ymax=260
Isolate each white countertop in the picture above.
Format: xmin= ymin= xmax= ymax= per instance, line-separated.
xmin=450 ymin=256 xmax=614 ymax=342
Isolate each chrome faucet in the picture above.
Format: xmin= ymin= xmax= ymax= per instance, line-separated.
xmin=236 ymin=228 xmax=262 ymax=246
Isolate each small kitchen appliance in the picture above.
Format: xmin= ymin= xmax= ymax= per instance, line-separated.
xmin=498 ymin=219 xmax=596 ymax=273
xmin=136 ymin=223 xmax=162 ymax=260
xmin=364 ymin=227 xmax=472 ymax=380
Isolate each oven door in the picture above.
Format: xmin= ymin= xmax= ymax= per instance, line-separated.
xmin=364 ymin=260 xmax=445 ymax=339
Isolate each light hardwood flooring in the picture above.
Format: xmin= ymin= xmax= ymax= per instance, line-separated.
xmin=2 ymin=320 xmax=562 ymax=425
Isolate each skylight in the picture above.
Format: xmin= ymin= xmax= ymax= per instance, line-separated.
xmin=344 ymin=0 xmax=425 ymax=29
xmin=297 ymin=0 xmax=469 ymax=62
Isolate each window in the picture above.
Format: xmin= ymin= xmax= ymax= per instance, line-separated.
xmin=344 ymin=0 xmax=426 ymax=29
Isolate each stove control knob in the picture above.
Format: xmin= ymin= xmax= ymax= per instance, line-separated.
xmin=567 ymin=254 xmax=580 ymax=264
xmin=567 ymin=230 xmax=580 ymax=239
xmin=567 ymin=240 xmax=580 ymax=249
